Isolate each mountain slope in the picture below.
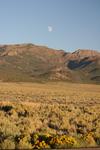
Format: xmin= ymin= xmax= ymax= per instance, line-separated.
xmin=0 ymin=44 xmax=100 ymax=83
xmin=66 ymin=49 xmax=100 ymax=83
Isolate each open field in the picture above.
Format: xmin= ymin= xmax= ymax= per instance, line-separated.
xmin=0 ymin=82 xmax=100 ymax=149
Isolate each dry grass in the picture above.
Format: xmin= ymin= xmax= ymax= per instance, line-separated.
xmin=0 ymin=82 xmax=100 ymax=149
xmin=0 ymin=82 xmax=100 ymax=103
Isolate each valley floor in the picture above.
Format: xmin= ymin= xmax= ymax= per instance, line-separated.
xmin=0 ymin=82 xmax=100 ymax=149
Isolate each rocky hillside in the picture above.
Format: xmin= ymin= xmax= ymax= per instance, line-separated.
xmin=0 ymin=44 xmax=100 ymax=83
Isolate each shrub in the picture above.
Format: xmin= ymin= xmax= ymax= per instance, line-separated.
xmin=0 ymin=138 xmax=15 ymax=149
xmin=0 ymin=105 xmax=13 ymax=112
xmin=16 ymin=135 xmax=32 ymax=149
xmin=49 ymin=134 xmax=78 ymax=148
xmin=83 ymin=132 xmax=97 ymax=147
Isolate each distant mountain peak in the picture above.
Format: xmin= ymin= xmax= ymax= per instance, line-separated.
xmin=71 ymin=49 xmax=100 ymax=59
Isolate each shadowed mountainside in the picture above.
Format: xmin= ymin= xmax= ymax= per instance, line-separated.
xmin=0 ymin=43 xmax=100 ymax=83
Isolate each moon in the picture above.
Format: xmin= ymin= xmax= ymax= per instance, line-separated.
xmin=48 ymin=26 xmax=53 ymax=32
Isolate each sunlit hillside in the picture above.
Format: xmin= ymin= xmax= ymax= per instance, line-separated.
xmin=0 ymin=44 xmax=100 ymax=83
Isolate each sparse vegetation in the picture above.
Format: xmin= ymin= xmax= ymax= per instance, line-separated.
xmin=0 ymin=82 xmax=100 ymax=149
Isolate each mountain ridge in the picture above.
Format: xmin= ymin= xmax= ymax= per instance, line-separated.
xmin=0 ymin=43 xmax=100 ymax=83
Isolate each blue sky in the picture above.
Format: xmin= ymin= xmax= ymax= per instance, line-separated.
xmin=0 ymin=0 xmax=100 ymax=52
